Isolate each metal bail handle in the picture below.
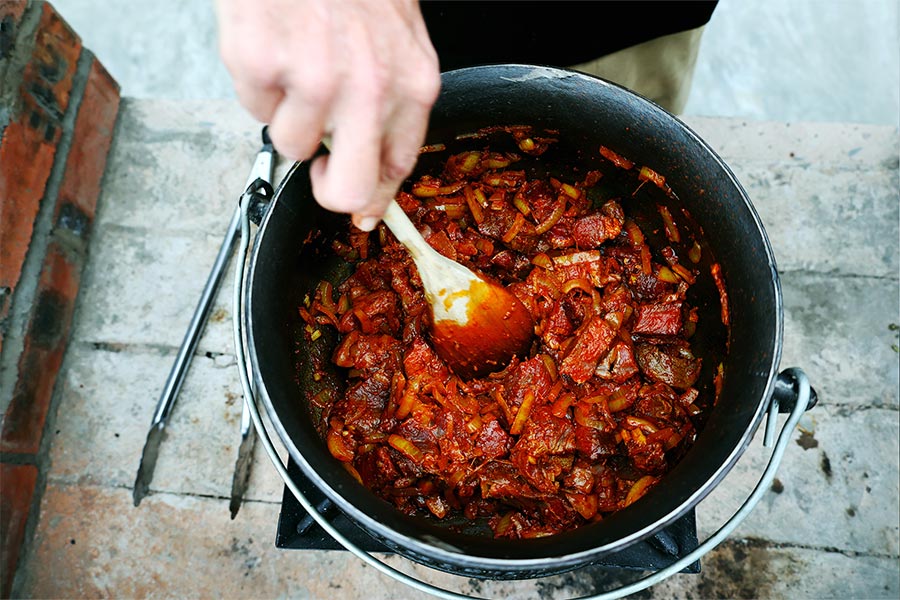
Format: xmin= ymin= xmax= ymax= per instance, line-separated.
xmin=231 ymin=187 xmax=813 ymax=600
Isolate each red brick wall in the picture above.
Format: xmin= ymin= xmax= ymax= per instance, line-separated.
xmin=0 ymin=2 xmax=120 ymax=597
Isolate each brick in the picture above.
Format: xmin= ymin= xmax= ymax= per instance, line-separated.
xmin=0 ymin=4 xmax=119 ymax=597
xmin=54 ymin=57 xmax=120 ymax=232
xmin=0 ymin=1 xmax=28 ymax=26
xmin=0 ymin=52 xmax=120 ymax=454
xmin=0 ymin=462 xmax=38 ymax=599
xmin=0 ymin=0 xmax=81 ymax=324
xmin=0 ymin=0 xmax=29 ymax=66
xmin=0 ymin=0 xmax=35 ymax=371
xmin=0 ymin=243 xmax=79 ymax=454
xmin=0 ymin=1 xmax=29 ymax=77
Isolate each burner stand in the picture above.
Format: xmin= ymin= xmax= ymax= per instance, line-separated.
xmin=275 ymin=459 xmax=700 ymax=574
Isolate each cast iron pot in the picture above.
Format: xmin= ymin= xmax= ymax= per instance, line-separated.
xmin=242 ymin=65 xmax=811 ymax=579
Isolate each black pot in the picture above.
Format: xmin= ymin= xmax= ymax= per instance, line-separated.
xmin=244 ymin=65 xmax=801 ymax=579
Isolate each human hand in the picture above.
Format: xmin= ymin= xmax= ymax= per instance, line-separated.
xmin=215 ymin=0 xmax=441 ymax=230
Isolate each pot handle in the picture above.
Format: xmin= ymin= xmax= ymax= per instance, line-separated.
xmin=231 ymin=185 xmax=815 ymax=600
xmin=764 ymin=369 xmax=817 ymax=447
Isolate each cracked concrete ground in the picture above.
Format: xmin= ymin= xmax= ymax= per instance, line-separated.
xmin=9 ymin=100 xmax=899 ymax=599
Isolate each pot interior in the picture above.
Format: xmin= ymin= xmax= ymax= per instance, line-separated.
xmin=246 ymin=65 xmax=781 ymax=571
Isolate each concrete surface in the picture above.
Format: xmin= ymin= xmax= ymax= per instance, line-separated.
xmin=48 ymin=0 xmax=900 ymax=126
xmin=685 ymin=0 xmax=900 ymax=126
xmin=11 ymin=99 xmax=900 ymax=599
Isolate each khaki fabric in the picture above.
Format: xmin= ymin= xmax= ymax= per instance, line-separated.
xmin=568 ymin=26 xmax=706 ymax=114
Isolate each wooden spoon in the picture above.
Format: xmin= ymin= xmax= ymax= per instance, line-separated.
xmin=382 ymin=200 xmax=534 ymax=379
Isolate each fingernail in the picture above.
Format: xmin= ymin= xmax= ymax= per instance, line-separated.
xmin=356 ymin=216 xmax=380 ymax=232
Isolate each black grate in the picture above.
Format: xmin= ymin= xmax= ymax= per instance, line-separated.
xmin=275 ymin=458 xmax=700 ymax=574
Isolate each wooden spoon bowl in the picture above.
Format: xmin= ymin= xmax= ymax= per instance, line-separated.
xmin=382 ymin=200 xmax=534 ymax=379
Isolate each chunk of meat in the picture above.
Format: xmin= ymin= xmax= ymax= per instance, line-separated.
xmin=331 ymin=374 xmax=391 ymax=438
xmin=479 ymin=461 xmax=545 ymax=501
xmin=632 ymin=301 xmax=683 ymax=336
xmin=503 ymin=356 xmax=553 ymax=409
xmin=574 ymin=426 xmax=618 ymax=460
xmin=560 ymin=316 xmax=618 ymax=383
xmin=595 ymin=341 xmax=639 ymax=382
xmin=571 ymin=200 xmax=624 ymax=248
xmin=476 ymin=418 xmax=513 ymax=459
xmin=333 ymin=333 xmax=402 ymax=373
xmin=404 ymin=337 xmax=448 ymax=382
xmin=635 ymin=343 xmax=702 ymax=390
xmin=510 ymin=407 xmax=576 ymax=493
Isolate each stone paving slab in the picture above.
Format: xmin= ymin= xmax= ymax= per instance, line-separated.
xmin=46 ymin=343 xmax=285 ymax=504
xmin=689 ymin=117 xmax=899 ymax=278
xmin=683 ymin=118 xmax=900 ymax=171
xmin=96 ymin=100 xmax=291 ymax=235
xmin=735 ymin=164 xmax=898 ymax=277
xmin=781 ymin=273 xmax=899 ymax=408
xmin=70 ymin=226 xmax=236 ymax=354
xmin=644 ymin=540 xmax=900 ymax=600
xmin=695 ymin=404 xmax=899 ymax=557
xmin=18 ymin=484 xmax=900 ymax=599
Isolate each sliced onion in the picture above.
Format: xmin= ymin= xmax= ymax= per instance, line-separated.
xmin=437 ymin=181 xmax=466 ymax=195
xmin=492 ymin=388 xmax=514 ymax=425
xmin=388 ymin=434 xmax=425 ymax=463
xmin=562 ymin=277 xmax=594 ymax=295
xmin=539 ymin=353 xmax=558 ymax=381
xmin=561 ymin=182 xmax=581 ymax=199
xmin=463 ymin=186 xmax=484 ymax=225
xmin=513 ymin=194 xmax=532 ymax=216
xmin=657 ymin=266 xmax=680 ymax=283
xmin=395 ymin=377 xmax=419 ymax=419
xmin=688 ymin=241 xmax=702 ymax=264
xmin=658 ymin=205 xmax=681 ymax=243
xmin=494 ymin=512 xmax=515 ymax=536
xmin=639 ymin=166 xmax=666 ymax=189
xmin=624 ymin=475 xmax=657 ymax=506
xmin=342 ymin=462 xmax=363 ymax=484
xmin=531 ymin=252 xmax=553 ymax=269
xmin=551 ymin=392 xmax=575 ymax=418
xmin=502 ymin=212 xmax=526 ymax=243
xmin=418 ymin=143 xmax=446 ymax=154
xmin=599 ymin=145 xmax=634 ymax=170
xmin=327 ymin=429 xmax=355 ymax=462
xmin=460 ymin=151 xmax=481 ymax=173
xmin=625 ymin=416 xmax=658 ymax=433
xmin=412 ymin=180 xmax=441 ymax=198
xmin=624 ymin=219 xmax=645 ymax=246
xmin=465 ymin=414 xmax=483 ymax=435
xmin=607 ymin=386 xmax=634 ymax=412
xmin=534 ymin=196 xmax=566 ymax=235
xmin=672 ymin=263 xmax=696 ymax=284
xmin=552 ymin=250 xmax=601 ymax=266
xmin=640 ymin=245 xmax=652 ymax=275
xmin=509 ymin=390 xmax=535 ymax=435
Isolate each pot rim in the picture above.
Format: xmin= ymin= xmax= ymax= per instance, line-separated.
xmin=244 ymin=64 xmax=784 ymax=571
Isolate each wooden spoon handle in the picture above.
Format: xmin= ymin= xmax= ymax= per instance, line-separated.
xmin=382 ymin=200 xmax=438 ymax=263
xmin=382 ymin=200 xmax=482 ymax=324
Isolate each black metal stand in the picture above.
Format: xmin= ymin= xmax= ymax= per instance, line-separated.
xmin=275 ymin=458 xmax=701 ymax=574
